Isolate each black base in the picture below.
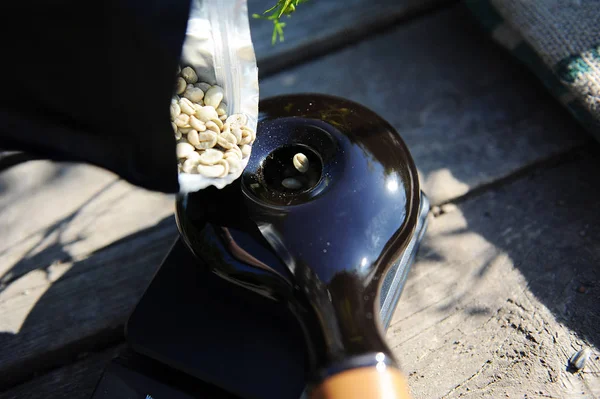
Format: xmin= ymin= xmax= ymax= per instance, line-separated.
xmin=124 ymin=239 xmax=308 ymax=399
xmin=90 ymin=348 xmax=236 ymax=399
xmin=90 ymin=194 xmax=429 ymax=399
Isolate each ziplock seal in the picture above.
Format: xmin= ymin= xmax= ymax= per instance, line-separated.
xmin=207 ymin=0 xmax=239 ymax=116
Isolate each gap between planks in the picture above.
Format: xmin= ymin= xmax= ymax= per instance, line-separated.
xmin=430 ymin=140 xmax=594 ymax=214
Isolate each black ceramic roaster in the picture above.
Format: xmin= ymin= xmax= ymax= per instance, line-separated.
xmin=176 ymin=94 xmax=427 ymax=398
xmin=91 ymin=94 xmax=429 ymax=399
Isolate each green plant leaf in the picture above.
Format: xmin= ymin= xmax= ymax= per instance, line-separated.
xmin=258 ymin=0 xmax=309 ymax=45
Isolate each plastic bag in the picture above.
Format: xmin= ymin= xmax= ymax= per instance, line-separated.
xmin=176 ymin=0 xmax=259 ymax=193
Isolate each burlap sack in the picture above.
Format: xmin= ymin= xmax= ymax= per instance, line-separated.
xmin=466 ymin=0 xmax=600 ymax=141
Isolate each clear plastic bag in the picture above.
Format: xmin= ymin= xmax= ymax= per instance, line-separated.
xmin=177 ymin=0 xmax=259 ymax=193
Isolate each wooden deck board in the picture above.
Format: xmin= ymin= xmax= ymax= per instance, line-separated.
xmin=390 ymin=146 xmax=600 ymax=398
xmin=259 ymin=5 xmax=586 ymax=205
xmin=0 ymin=215 xmax=177 ymax=389
xmin=248 ymin=0 xmax=453 ymax=76
xmin=3 ymin=147 xmax=599 ymax=399
xmin=0 ymin=2 xmax=596 ymax=396
xmin=0 ymin=162 xmax=174 ymax=289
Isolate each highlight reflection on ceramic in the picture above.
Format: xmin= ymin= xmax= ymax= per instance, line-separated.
xmin=176 ymin=94 xmax=421 ymax=382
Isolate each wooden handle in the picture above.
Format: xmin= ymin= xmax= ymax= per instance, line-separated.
xmin=310 ymin=366 xmax=412 ymax=399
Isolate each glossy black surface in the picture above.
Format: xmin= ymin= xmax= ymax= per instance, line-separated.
xmin=126 ymin=240 xmax=308 ymax=399
xmin=125 ymin=198 xmax=427 ymax=399
xmin=176 ymin=94 xmax=421 ymax=382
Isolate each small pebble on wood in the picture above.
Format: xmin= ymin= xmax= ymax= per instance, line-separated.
xmin=568 ymin=347 xmax=591 ymax=372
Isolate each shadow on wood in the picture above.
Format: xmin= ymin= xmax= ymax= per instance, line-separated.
xmin=390 ymin=145 xmax=600 ymax=398
xmin=0 ymin=212 xmax=178 ymax=391
xmin=0 ymin=179 xmax=123 ymax=292
xmin=259 ymin=5 xmax=586 ymax=205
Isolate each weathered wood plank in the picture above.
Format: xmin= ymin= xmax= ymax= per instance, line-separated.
xmin=0 ymin=215 xmax=178 ymax=389
xmin=248 ymin=0 xmax=453 ymax=76
xmin=0 ymin=346 xmax=123 ymax=399
xmin=0 ymin=161 xmax=174 ymax=286
xmin=4 ymin=149 xmax=600 ymax=399
xmin=0 ymin=162 xmax=176 ymax=389
xmin=389 ymin=147 xmax=600 ymax=398
xmin=259 ymin=4 xmax=587 ymax=205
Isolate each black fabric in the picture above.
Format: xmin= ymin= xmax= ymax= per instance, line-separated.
xmin=0 ymin=0 xmax=191 ymax=193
